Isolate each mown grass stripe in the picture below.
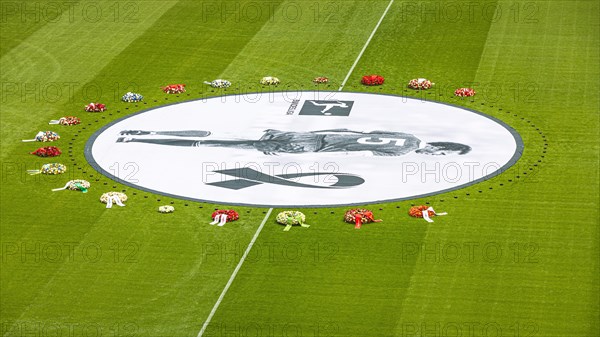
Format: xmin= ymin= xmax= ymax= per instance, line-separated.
xmin=338 ymin=0 xmax=394 ymax=91
xmin=197 ymin=208 xmax=273 ymax=337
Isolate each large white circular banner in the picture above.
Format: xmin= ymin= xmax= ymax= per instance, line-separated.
xmin=85 ymin=91 xmax=523 ymax=207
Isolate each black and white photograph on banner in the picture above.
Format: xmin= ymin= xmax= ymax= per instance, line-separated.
xmin=86 ymin=91 xmax=522 ymax=207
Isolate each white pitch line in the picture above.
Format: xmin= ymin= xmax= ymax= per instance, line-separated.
xmin=197 ymin=2 xmax=394 ymax=335
xmin=197 ymin=208 xmax=273 ymax=337
xmin=338 ymin=0 xmax=395 ymax=91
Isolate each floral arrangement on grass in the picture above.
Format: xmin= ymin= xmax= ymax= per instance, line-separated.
xmin=454 ymin=88 xmax=476 ymax=97
xmin=344 ymin=209 xmax=382 ymax=229
xmin=27 ymin=163 xmax=66 ymax=175
xmin=162 ymin=84 xmax=186 ymax=94
xmin=260 ymin=76 xmax=280 ymax=85
xmin=159 ymin=205 xmax=175 ymax=213
xmin=276 ymin=211 xmax=309 ymax=231
xmin=313 ymin=77 xmax=329 ymax=84
xmin=361 ymin=75 xmax=385 ymax=86
xmin=204 ymin=79 xmax=231 ymax=88
xmin=100 ymin=192 xmax=127 ymax=208
xmin=122 ymin=92 xmax=143 ymax=103
xmin=409 ymin=205 xmax=433 ymax=218
xmin=84 ymin=102 xmax=106 ymax=112
xmin=22 ymin=131 xmax=60 ymax=143
xmin=409 ymin=205 xmax=447 ymax=223
xmin=30 ymin=146 xmax=62 ymax=157
xmin=211 ymin=209 xmax=239 ymax=222
xmin=408 ymin=78 xmax=434 ymax=90
xmin=210 ymin=209 xmax=239 ymax=226
xmin=52 ymin=179 xmax=90 ymax=192
xmin=49 ymin=116 xmax=81 ymax=126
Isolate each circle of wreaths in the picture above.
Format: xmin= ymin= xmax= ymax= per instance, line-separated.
xmin=361 ymin=75 xmax=385 ymax=86
xmin=409 ymin=205 xmax=436 ymax=218
xmin=100 ymin=192 xmax=128 ymax=204
xmin=344 ymin=209 xmax=382 ymax=224
xmin=159 ymin=205 xmax=175 ymax=213
xmin=211 ymin=209 xmax=240 ymax=222
xmin=30 ymin=146 xmax=61 ymax=157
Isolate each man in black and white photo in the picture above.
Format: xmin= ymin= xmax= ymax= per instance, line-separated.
xmin=116 ymin=129 xmax=472 ymax=156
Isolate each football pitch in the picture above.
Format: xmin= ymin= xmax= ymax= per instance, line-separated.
xmin=1 ymin=1 xmax=598 ymax=336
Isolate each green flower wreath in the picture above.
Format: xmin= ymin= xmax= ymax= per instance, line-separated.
xmin=276 ymin=211 xmax=309 ymax=231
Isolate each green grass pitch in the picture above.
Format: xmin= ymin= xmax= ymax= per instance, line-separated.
xmin=1 ymin=0 xmax=598 ymax=336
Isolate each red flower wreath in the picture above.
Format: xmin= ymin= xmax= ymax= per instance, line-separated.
xmin=344 ymin=208 xmax=382 ymax=229
xmin=409 ymin=205 xmax=436 ymax=218
xmin=211 ymin=209 xmax=239 ymax=222
xmin=361 ymin=75 xmax=385 ymax=86
xmin=30 ymin=146 xmax=62 ymax=157
xmin=85 ymin=103 xmax=106 ymax=112
xmin=454 ymin=88 xmax=476 ymax=97
xmin=162 ymin=84 xmax=186 ymax=94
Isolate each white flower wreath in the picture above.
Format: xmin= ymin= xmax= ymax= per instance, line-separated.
xmin=158 ymin=205 xmax=175 ymax=213
xmin=204 ymin=79 xmax=231 ymax=88
xmin=260 ymin=76 xmax=280 ymax=85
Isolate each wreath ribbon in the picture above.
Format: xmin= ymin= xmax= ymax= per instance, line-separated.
xmin=73 ymin=183 xmax=88 ymax=193
xmin=52 ymin=181 xmax=70 ymax=191
xmin=283 ymin=215 xmax=309 ymax=231
xmin=209 ymin=213 xmax=229 ymax=227
xmin=106 ymin=195 xmax=125 ymax=209
xmin=422 ymin=207 xmax=447 ymax=223
xmin=345 ymin=209 xmax=382 ymax=229
xmin=354 ymin=214 xmax=363 ymax=229
xmin=22 ymin=131 xmax=44 ymax=142
xmin=284 ymin=217 xmax=294 ymax=231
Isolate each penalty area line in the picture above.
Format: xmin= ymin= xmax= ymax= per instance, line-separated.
xmin=338 ymin=0 xmax=395 ymax=91
xmin=196 ymin=208 xmax=273 ymax=337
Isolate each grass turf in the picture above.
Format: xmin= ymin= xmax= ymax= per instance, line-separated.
xmin=1 ymin=0 xmax=598 ymax=336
